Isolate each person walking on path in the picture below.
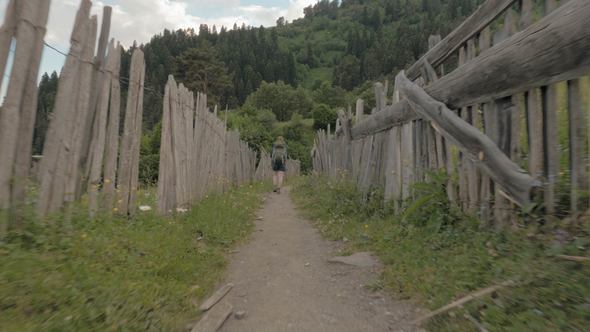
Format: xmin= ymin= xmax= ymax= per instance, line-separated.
xmin=271 ymin=136 xmax=287 ymax=194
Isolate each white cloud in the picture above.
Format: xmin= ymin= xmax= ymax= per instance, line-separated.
xmin=237 ymin=5 xmax=286 ymax=27
xmin=285 ymin=0 xmax=317 ymax=21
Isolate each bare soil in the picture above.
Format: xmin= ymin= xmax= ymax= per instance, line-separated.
xmin=218 ymin=187 xmax=422 ymax=332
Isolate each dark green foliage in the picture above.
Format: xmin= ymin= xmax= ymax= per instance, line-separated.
xmin=139 ymin=123 xmax=162 ymax=185
xmin=280 ymin=114 xmax=314 ymax=172
xmin=244 ymin=81 xmax=313 ymax=121
xmin=33 ymin=71 xmax=58 ymax=155
xmin=173 ymin=43 xmax=232 ymax=106
xmin=311 ymin=81 xmax=347 ymax=109
xmin=227 ymin=106 xmax=276 ymax=153
xmin=333 ymin=55 xmax=362 ymax=90
xmin=312 ymin=104 xmax=337 ymax=131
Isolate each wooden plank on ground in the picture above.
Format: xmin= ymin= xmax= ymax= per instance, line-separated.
xmin=191 ymin=301 xmax=233 ymax=332
xmin=200 ymin=283 xmax=234 ymax=312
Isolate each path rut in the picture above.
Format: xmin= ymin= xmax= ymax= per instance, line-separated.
xmin=217 ymin=187 xmax=421 ymax=332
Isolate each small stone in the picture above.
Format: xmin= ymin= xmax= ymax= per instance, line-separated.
xmin=235 ymin=310 xmax=247 ymax=319
xmin=305 ymin=262 xmax=310 ymax=267
xmin=256 ymin=216 xmax=264 ymax=221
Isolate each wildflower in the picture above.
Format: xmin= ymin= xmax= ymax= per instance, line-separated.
xmin=139 ymin=205 xmax=152 ymax=212
xmin=113 ymin=207 xmax=119 ymax=212
xmin=364 ymin=224 xmax=369 ymax=229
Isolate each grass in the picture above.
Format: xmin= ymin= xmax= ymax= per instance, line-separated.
xmin=0 ymin=182 xmax=270 ymax=331
xmin=291 ymin=174 xmax=590 ymax=331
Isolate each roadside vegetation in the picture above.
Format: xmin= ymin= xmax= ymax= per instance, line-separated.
xmin=292 ymin=174 xmax=590 ymax=331
xmin=0 ymin=182 xmax=270 ymax=331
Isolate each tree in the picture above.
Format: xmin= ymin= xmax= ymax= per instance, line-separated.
xmin=34 ymin=71 xmax=59 ymax=154
xmin=333 ymin=55 xmax=361 ymax=90
xmin=312 ymin=81 xmax=347 ymax=109
xmin=173 ymin=42 xmax=232 ymax=106
xmin=312 ymin=104 xmax=338 ymax=130
xmin=244 ymin=81 xmax=313 ymax=121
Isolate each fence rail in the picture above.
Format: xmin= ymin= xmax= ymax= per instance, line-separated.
xmin=315 ymin=0 xmax=590 ymax=227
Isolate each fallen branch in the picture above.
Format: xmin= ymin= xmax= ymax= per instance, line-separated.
xmin=556 ymin=255 xmax=590 ymax=262
xmin=412 ymin=280 xmax=514 ymax=325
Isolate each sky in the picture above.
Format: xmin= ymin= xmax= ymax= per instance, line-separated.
xmin=0 ymin=0 xmax=316 ymax=99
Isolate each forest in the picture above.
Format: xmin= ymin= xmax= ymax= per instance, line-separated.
xmin=34 ymin=0 xmax=483 ymax=179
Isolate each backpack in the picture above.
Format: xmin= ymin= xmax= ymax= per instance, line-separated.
xmin=273 ymin=144 xmax=286 ymax=163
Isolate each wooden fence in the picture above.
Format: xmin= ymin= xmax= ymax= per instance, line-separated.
xmin=313 ymin=0 xmax=590 ymax=227
xmin=0 ymin=0 xmax=301 ymax=234
xmin=157 ymin=77 xmax=257 ymax=214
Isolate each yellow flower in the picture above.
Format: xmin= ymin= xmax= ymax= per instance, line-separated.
xmin=364 ymin=224 xmax=369 ymax=229
xmin=113 ymin=207 xmax=119 ymax=212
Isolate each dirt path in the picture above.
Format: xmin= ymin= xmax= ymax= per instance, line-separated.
xmin=217 ymin=187 xmax=421 ymax=332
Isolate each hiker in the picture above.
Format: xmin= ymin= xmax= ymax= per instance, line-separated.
xmin=271 ymin=136 xmax=287 ymax=193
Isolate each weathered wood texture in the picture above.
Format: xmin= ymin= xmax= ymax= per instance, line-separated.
xmin=116 ymin=49 xmax=145 ymax=217
xmin=103 ymin=43 xmax=122 ymax=212
xmin=397 ymin=72 xmax=540 ymax=207
xmin=156 ymin=76 xmax=275 ymax=215
xmin=10 ymin=0 xmax=51 ymax=223
xmin=0 ymin=0 xmax=51 ymax=236
xmin=427 ymin=0 xmax=590 ymax=108
xmin=37 ymin=0 xmax=94 ymax=217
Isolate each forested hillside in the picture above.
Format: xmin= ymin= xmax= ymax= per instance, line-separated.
xmin=35 ymin=0 xmax=483 ymax=176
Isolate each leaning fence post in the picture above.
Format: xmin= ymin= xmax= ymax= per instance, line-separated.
xmin=116 ymin=49 xmax=145 ymax=217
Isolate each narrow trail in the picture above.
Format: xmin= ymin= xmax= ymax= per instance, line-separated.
xmin=217 ymin=187 xmax=422 ymax=332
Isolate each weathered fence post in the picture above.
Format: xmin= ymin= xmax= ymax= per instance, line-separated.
xmin=37 ymin=0 xmax=93 ymax=217
xmin=11 ymin=0 xmax=51 ymax=225
xmin=103 ymin=43 xmax=122 ymax=213
xmin=117 ymin=49 xmax=145 ymax=217
xmin=0 ymin=0 xmax=50 ymax=236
